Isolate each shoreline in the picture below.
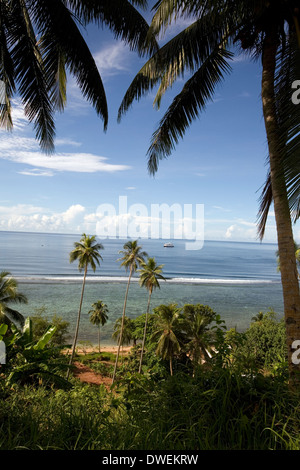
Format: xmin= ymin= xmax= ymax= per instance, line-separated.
xmin=64 ymin=344 xmax=133 ymax=355
xmin=15 ymin=275 xmax=280 ymax=286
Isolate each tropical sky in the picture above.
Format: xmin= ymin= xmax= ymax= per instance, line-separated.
xmin=0 ymin=4 xmax=297 ymax=244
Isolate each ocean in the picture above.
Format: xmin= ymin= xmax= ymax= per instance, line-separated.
xmin=0 ymin=231 xmax=284 ymax=345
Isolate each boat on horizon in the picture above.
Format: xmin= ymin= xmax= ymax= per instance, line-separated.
xmin=164 ymin=242 xmax=174 ymax=247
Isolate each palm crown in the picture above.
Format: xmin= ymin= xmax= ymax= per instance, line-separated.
xmin=0 ymin=271 xmax=28 ymax=330
xmin=0 ymin=0 xmax=158 ymax=150
xmin=118 ymin=239 xmax=148 ymax=273
xmin=69 ymin=233 xmax=104 ymax=272
xmin=139 ymin=256 xmax=165 ymax=293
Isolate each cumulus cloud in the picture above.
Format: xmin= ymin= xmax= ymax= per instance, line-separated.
xmin=0 ymin=204 xmax=87 ymax=233
xmin=0 ymin=134 xmax=131 ymax=174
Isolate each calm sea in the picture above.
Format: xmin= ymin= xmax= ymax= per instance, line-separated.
xmin=0 ymin=231 xmax=284 ymax=345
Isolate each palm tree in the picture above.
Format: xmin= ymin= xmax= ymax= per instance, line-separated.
xmin=112 ymin=315 xmax=133 ymax=362
xmin=112 ymin=240 xmax=147 ymax=384
xmin=66 ymin=233 xmax=103 ymax=379
xmin=151 ymin=303 xmax=182 ymax=376
xmin=138 ymin=257 xmax=165 ymax=373
xmin=118 ymin=1 xmax=300 ymax=384
xmin=182 ymin=304 xmax=216 ymax=370
xmin=251 ymin=311 xmax=266 ymax=323
xmin=88 ymin=300 xmax=109 ymax=353
xmin=0 ymin=0 xmax=157 ymax=150
xmin=0 ymin=271 xmax=27 ymax=331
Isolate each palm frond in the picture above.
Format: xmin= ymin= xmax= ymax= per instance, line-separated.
xmin=9 ymin=0 xmax=55 ymax=152
xmin=68 ymin=0 xmax=158 ymax=57
xmin=34 ymin=0 xmax=108 ymax=130
xmin=118 ymin=8 xmax=233 ymax=120
xmin=257 ymin=33 xmax=300 ymax=238
xmin=147 ymin=46 xmax=233 ymax=174
xmin=257 ymin=172 xmax=273 ymax=240
xmin=0 ymin=2 xmax=15 ymax=130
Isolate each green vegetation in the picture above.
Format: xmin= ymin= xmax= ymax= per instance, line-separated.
xmin=1 ymin=238 xmax=299 ymax=450
xmin=1 ymin=267 xmax=299 ymax=450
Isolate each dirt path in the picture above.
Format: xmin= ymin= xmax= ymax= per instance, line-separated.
xmin=73 ymin=361 xmax=113 ymax=390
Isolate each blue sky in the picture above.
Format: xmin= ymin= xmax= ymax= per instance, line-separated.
xmin=0 ymin=4 xmax=297 ymax=244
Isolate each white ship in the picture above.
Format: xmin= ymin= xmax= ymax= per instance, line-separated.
xmin=163 ymin=242 xmax=174 ymax=247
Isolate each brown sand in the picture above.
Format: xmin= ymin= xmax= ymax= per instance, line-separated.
xmin=64 ymin=345 xmax=133 ymax=388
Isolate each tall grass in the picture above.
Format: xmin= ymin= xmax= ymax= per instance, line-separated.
xmin=1 ymin=366 xmax=300 ymax=450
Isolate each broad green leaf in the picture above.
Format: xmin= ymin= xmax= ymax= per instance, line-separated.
xmin=33 ymin=325 xmax=57 ymax=350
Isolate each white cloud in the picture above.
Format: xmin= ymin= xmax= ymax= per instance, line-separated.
xmin=7 ymin=150 xmax=130 ymax=173
xmin=213 ymin=205 xmax=231 ymax=213
xmin=62 ymin=204 xmax=85 ymax=223
xmin=94 ymin=43 xmax=132 ymax=79
xmin=18 ymin=169 xmax=54 ymax=177
xmin=0 ymin=204 xmax=87 ymax=233
xmin=225 ymin=224 xmax=235 ymax=239
xmin=0 ymin=134 xmax=131 ymax=174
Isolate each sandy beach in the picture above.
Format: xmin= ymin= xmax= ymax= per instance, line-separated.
xmin=64 ymin=344 xmax=133 ymax=355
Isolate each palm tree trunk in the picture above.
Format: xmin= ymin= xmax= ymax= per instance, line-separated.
xmin=139 ymin=289 xmax=152 ymax=373
xmin=170 ymin=356 xmax=173 ymax=376
xmin=262 ymin=32 xmax=300 ymax=385
xmin=98 ymin=326 xmax=101 ymax=353
xmin=112 ymin=265 xmax=132 ymax=384
xmin=66 ymin=264 xmax=87 ymax=379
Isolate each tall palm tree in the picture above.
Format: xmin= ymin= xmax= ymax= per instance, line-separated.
xmin=151 ymin=303 xmax=182 ymax=376
xmin=0 ymin=271 xmax=27 ymax=331
xmin=88 ymin=300 xmax=109 ymax=353
xmin=0 ymin=0 xmax=158 ymax=150
xmin=182 ymin=305 xmax=216 ymax=371
xmin=112 ymin=315 xmax=133 ymax=363
xmin=66 ymin=233 xmax=103 ymax=379
xmin=138 ymin=256 xmax=165 ymax=373
xmin=112 ymin=239 xmax=147 ymax=384
xmin=118 ymin=0 xmax=300 ymax=383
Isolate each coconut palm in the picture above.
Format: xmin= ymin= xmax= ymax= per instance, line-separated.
xmin=138 ymin=257 xmax=165 ymax=373
xmin=112 ymin=240 xmax=147 ymax=384
xmin=151 ymin=303 xmax=182 ymax=376
xmin=66 ymin=234 xmax=103 ymax=379
xmin=112 ymin=315 xmax=133 ymax=366
xmin=88 ymin=300 xmax=109 ymax=353
xmin=0 ymin=0 xmax=157 ymax=150
xmin=0 ymin=271 xmax=27 ymax=331
xmin=251 ymin=311 xmax=266 ymax=323
xmin=182 ymin=305 xmax=216 ymax=370
xmin=118 ymin=0 xmax=300 ymax=383
xmin=112 ymin=316 xmax=133 ymax=355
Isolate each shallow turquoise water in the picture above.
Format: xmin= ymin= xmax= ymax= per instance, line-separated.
xmin=18 ymin=278 xmax=284 ymax=345
xmin=0 ymin=231 xmax=284 ymax=345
